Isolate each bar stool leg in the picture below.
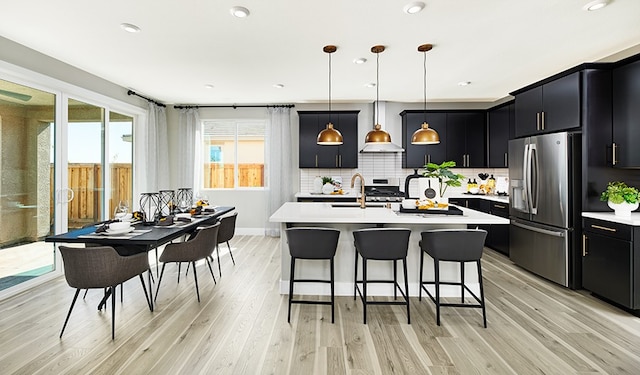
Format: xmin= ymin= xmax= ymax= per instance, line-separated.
xmin=330 ymin=258 xmax=335 ymax=324
xmin=419 ymin=249 xmax=424 ymax=301
xmin=288 ymin=257 xmax=296 ymax=323
xmin=363 ymin=259 xmax=367 ymax=324
xmin=435 ymin=259 xmax=441 ymax=326
xmin=478 ymin=259 xmax=487 ymax=328
xmin=393 ymin=259 xmax=398 ymax=300
xmin=353 ymin=250 xmax=358 ymax=300
xmin=461 ymin=262 xmax=465 ymax=303
xmin=403 ymin=258 xmax=410 ymax=324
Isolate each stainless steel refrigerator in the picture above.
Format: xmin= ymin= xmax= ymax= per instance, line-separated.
xmin=508 ymin=132 xmax=581 ymax=288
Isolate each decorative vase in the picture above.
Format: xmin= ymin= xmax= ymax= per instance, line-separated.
xmin=313 ymin=176 xmax=323 ymax=194
xmin=322 ymin=183 xmax=334 ymax=195
xmin=608 ymin=201 xmax=639 ymax=217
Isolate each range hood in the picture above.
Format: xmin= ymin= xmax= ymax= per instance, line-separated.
xmin=359 ymin=101 xmax=405 ymax=153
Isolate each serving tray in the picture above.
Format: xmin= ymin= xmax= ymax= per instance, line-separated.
xmin=399 ymin=206 xmax=463 ymax=215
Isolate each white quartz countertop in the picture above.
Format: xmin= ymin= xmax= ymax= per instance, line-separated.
xmin=582 ymin=212 xmax=640 ymax=226
xmin=295 ymin=192 xmax=360 ymax=199
xmin=270 ymin=202 xmax=509 ymax=225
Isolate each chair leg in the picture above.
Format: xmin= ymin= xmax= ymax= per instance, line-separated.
xmin=393 ymin=259 xmax=398 ymax=300
xmin=435 ymin=260 xmax=441 ymax=326
xmin=120 ymin=283 xmax=124 ymax=303
xmin=330 ymin=257 xmax=335 ymax=324
xmin=111 ymin=285 xmax=116 ymax=340
xmin=288 ymin=257 xmax=295 ymax=323
xmin=205 ymin=257 xmax=217 ymax=284
xmin=419 ymin=249 xmax=424 ymax=302
xmin=83 ymin=289 xmax=88 ymax=300
xmin=403 ymin=258 xmax=410 ymax=324
xmin=460 ymin=262 xmax=465 ymax=303
xmin=60 ymin=289 xmax=81 ymax=338
xmin=217 ymin=244 xmax=222 ymax=277
xmin=179 ymin=262 xmax=183 ymax=283
xmin=478 ymin=260 xmax=487 ymax=328
xmin=353 ymin=250 xmax=358 ymax=300
xmin=154 ymin=263 xmax=167 ymax=302
xmin=192 ymin=261 xmax=200 ymax=302
xmin=139 ymin=274 xmax=152 ymax=311
xmin=362 ymin=259 xmax=367 ymax=324
xmin=227 ymin=241 xmax=235 ymax=265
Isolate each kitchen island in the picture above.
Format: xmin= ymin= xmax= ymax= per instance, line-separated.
xmin=269 ymin=202 xmax=509 ymax=297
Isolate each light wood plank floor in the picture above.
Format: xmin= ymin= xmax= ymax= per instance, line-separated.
xmin=1 ymin=235 xmax=640 ymax=374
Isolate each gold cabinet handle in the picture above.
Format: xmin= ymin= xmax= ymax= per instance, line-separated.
xmin=315 ymin=155 xmax=318 ymax=167
xmin=494 ymin=204 xmax=506 ymax=209
xmin=339 ymin=154 xmax=342 ymax=167
xmin=612 ymin=143 xmax=617 ymax=166
xmin=428 ymin=154 xmax=431 ymax=164
xmin=504 ymin=152 xmax=508 ymax=167
xmin=582 ymin=234 xmax=587 ymax=256
xmin=536 ymin=112 xmax=540 ymax=130
xmin=541 ymin=111 xmax=545 ymax=130
xmin=590 ymin=224 xmax=616 ymax=232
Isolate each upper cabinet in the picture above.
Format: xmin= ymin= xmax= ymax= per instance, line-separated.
xmin=612 ymin=58 xmax=640 ymax=168
xmin=298 ymin=110 xmax=359 ymax=168
xmin=487 ymin=102 xmax=514 ymax=168
xmin=400 ymin=110 xmax=447 ymax=168
xmin=513 ymin=72 xmax=581 ymax=138
xmin=445 ymin=111 xmax=486 ymax=168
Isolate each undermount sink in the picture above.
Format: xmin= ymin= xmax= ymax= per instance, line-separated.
xmin=330 ymin=202 xmax=386 ymax=208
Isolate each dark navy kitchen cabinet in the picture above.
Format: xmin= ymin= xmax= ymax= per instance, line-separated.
xmin=298 ymin=111 xmax=359 ymax=168
xmin=487 ymin=102 xmax=513 ymax=167
xmin=612 ymin=57 xmax=640 ymax=168
xmin=446 ymin=111 xmax=486 ymax=168
xmin=400 ymin=110 xmax=447 ymax=168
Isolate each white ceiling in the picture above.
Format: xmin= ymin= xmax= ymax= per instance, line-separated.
xmin=1 ymin=0 xmax=639 ymax=106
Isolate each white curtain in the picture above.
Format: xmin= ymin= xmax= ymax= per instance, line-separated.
xmin=265 ymin=107 xmax=293 ymax=237
xmin=177 ymin=108 xmax=201 ymax=191
xmin=140 ymin=102 xmax=169 ymax=193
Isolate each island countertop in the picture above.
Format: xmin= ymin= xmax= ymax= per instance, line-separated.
xmin=269 ymin=202 xmax=509 ymax=225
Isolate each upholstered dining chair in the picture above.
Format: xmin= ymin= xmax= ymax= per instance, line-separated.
xmin=58 ymin=245 xmax=152 ymax=340
xmin=154 ymin=223 xmax=220 ymax=303
xmin=215 ymin=212 xmax=238 ymax=276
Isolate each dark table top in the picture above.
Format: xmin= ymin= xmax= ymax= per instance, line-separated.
xmin=45 ymin=206 xmax=235 ymax=249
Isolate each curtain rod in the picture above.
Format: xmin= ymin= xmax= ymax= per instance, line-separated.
xmin=127 ymin=90 xmax=166 ymax=108
xmin=173 ymin=104 xmax=295 ymax=109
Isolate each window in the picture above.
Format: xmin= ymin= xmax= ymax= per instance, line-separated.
xmin=202 ymin=119 xmax=266 ymax=189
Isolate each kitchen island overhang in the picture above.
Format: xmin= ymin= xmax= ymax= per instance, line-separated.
xmin=269 ymin=202 xmax=509 ymax=297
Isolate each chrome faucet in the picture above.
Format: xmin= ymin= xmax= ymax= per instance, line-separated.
xmin=351 ymin=173 xmax=366 ymax=208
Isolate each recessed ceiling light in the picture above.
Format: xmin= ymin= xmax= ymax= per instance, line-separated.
xmin=365 ymin=83 xmax=376 ymax=88
xmin=403 ymin=2 xmax=425 ymax=14
xmin=120 ymin=23 xmax=141 ymax=33
xmin=230 ymin=6 xmax=250 ymax=17
xmin=273 ymin=83 xmax=285 ymax=89
xmin=458 ymin=81 xmax=471 ymax=86
xmin=353 ymin=58 xmax=367 ymax=65
xmin=204 ymin=84 xmax=214 ymax=89
xmin=583 ymin=0 xmax=609 ymax=11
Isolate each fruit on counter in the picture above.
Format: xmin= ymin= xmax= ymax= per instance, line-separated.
xmin=196 ymin=200 xmax=209 ymax=207
xmin=330 ymin=189 xmax=344 ymax=195
xmin=415 ymin=199 xmax=448 ymax=210
xmin=132 ymin=211 xmax=144 ymax=220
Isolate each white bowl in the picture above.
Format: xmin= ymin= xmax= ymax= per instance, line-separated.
xmin=109 ymin=221 xmax=131 ymax=231
xmin=115 ymin=212 xmax=133 ymax=221
xmin=469 ymin=187 xmax=480 ymax=194
xmin=175 ymin=213 xmax=192 ymax=220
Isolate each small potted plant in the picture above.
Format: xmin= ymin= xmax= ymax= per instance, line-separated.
xmin=600 ymin=181 xmax=640 ymax=217
xmin=321 ymin=176 xmax=335 ymax=195
xmin=422 ymin=161 xmax=465 ymax=197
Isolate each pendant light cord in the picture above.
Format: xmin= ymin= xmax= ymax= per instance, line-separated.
xmin=423 ymin=50 xmax=427 ymax=123
xmin=328 ymin=51 xmax=332 ymax=117
xmin=376 ymin=51 xmax=380 ymax=125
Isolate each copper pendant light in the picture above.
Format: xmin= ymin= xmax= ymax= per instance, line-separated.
xmin=317 ymin=45 xmax=343 ymax=145
xmin=411 ymin=43 xmax=440 ymax=145
xmin=365 ymin=45 xmax=392 ymax=144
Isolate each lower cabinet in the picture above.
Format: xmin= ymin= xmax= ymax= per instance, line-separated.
xmin=448 ymin=197 xmax=509 ymax=255
xmin=582 ymin=217 xmax=640 ymax=310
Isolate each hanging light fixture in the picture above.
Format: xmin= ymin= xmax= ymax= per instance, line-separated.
xmin=411 ymin=43 xmax=440 ymax=145
xmin=317 ymin=45 xmax=343 ymax=145
xmin=365 ymin=45 xmax=392 ymax=144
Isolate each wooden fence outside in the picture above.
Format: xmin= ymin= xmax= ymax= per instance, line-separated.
xmin=53 ymin=163 xmax=262 ymax=227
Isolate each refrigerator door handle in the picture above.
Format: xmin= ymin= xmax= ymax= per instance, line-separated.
xmin=522 ymin=143 xmax=530 ymax=211
xmin=529 ymin=143 xmax=538 ymax=215
xmin=511 ymin=220 xmax=566 ymax=238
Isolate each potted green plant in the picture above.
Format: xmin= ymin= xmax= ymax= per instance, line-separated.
xmin=600 ymin=181 xmax=640 ymax=217
xmin=321 ymin=176 xmax=335 ymax=195
xmin=422 ymin=161 xmax=465 ymax=197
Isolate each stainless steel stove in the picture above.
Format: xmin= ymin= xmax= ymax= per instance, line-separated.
xmin=364 ymin=178 xmax=405 ymax=202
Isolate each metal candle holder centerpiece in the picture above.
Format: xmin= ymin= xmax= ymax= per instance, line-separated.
xmin=176 ymin=188 xmax=193 ymax=212
xmin=159 ymin=190 xmax=175 ymax=217
xmin=139 ymin=192 xmax=160 ymax=225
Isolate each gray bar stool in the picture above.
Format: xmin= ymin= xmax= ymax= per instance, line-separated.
xmin=285 ymin=227 xmax=340 ymax=323
xmin=353 ymin=228 xmax=411 ymax=324
xmin=419 ymin=229 xmax=488 ymax=328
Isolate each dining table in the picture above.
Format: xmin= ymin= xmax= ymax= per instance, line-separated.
xmin=45 ymin=205 xmax=235 ymax=311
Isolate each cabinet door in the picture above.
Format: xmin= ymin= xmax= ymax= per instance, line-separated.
xmin=465 ymin=112 xmax=486 ymax=168
xmin=445 ymin=113 xmax=467 ymax=167
xmin=402 ymin=112 xmax=447 ymax=168
xmin=336 ymin=112 xmax=359 ymax=168
xmin=488 ymin=104 xmax=511 ymax=167
xmin=583 ymin=231 xmax=633 ymax=308
xmin=542 ymin=72 xmax=580 ymax=133
xmin=514 ymin=86 xmax=542 ymax=138
xmin=315 ymin=113 xmax=340 ymax=167
xmin=613 ymin=59 xmax=640 ymax=167
xmin=299 ymin=113 xmax=322 ymax=168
